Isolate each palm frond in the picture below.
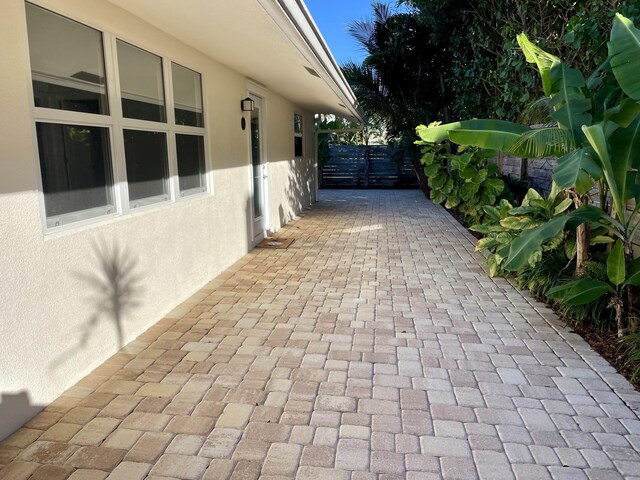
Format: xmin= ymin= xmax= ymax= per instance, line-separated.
xmin=507 ymin=127 xmax=575 ymax=158
xmin=520 ymin=97 xmax=554 ymax=125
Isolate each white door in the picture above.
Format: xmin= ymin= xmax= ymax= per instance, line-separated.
xmin=250 ymin=94 xmax=267 ymax=239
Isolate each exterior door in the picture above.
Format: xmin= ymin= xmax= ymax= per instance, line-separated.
xmin=250 ymin=94 xmax=267 ymax=239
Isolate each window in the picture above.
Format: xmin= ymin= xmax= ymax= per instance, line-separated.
xmin=124 ymin=130 xmax=169 ymax=206
xmin=172 ymin=63 xmax=204 ymax=127
xmin=294 ymin=114 xmax=303 ymax=157
xmin=26 ymin=3 xmax=109 ymax=115
xmin=35 ymin=123 xmax=114 ymax=226
xmin=172 ymin=63 xmax=206 ymax=195
xmin=25 ymin=3 xmax=208 ymax=230
xmin=117 ymin=40 xmax=166 ymax=123
xmin=176 ymin=134 xmax=206 ymax=194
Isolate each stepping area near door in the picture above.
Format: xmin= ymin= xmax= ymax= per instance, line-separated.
xmin=1 ymin=190 xmax=639 ymax=480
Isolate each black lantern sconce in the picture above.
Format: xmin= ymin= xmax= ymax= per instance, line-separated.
xmin=241 ymin=97 xmax=255 ymax=130
xmin=241 ymin=97 xmax=255 ymax=112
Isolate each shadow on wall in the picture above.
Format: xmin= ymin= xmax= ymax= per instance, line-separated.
xmin=282 ymin=157 xmax=314 ymax=227
xmin=0 ymin=391 xmax=43 ymax=441
xmin=51 ymin=240 xmax=143 ymax=370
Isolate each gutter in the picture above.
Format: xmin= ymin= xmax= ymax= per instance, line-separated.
xmin=257 ymin=0 xmax=366 ymax=124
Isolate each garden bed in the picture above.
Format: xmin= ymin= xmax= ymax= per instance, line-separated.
xmin=447 ymin=210 xmax=640 ymax=390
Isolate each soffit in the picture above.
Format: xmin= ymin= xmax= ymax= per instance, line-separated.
xmin=105 ymin=0 xmax=362 ymax=122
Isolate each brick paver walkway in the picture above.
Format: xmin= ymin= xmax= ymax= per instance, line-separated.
xmin=1 ymin=190 xmax=640 ymax=480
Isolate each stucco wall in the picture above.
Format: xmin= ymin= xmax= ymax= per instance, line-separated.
xmin=0 ymin=0 xmax=316 ymax=439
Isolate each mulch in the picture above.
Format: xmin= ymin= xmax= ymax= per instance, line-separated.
xmin=571 ymin=323 xmax=639 ymax=390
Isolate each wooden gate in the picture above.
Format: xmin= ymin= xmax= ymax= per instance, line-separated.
xmin=320 ymin=145 xmax=417 ymax=189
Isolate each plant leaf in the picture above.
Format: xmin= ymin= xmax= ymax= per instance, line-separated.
xmin=624 ymin=257 xmax=640 ymax=286
xmin=507 ymin=127 xmax=575 ymax=158
xmin=607 ymin=239 xmax=626 ymax=286
xmin=582 ymin=124 xmax=625 ymax=221
xmin=609 ymin=98 xmax=640 ymax=128
xmin=549 ymin=278 xmax=613 ymax=305
xmin=517 ymin=33 xmax=560 ymax=96
xmin=500 ymin=216 xmax=536 ymax=230
xmin=548 ymin=63 xmax=592 ymax=142
xmin=503 ymin=205 xmax=603 ymax=271
xmin=554 ymin=198 xmax=574 ymax=215
xmin=416 ymin=120 xmax=530 ymax=146
xmin=609 ymin=116 xmax=640 ymax=202
xmin=609 ymin=14 xmax=640 ymax=102
xmin=553 ymin=147 xmax=600 ymax=195
xmin=589 ymin=235 xmax=615 ymax=245
xmin=483 ymin=178 xmax=505 ymax=196
xmin=547 ymin=281 xmax=578 ymax=299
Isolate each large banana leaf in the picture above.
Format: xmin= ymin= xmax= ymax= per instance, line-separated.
xmin=607 ymin=240 xmax=626 ymax=286
xmin=553 ymin=147 xmax=600 ymax=195
xmin=517 ymin=33 xmax=560 ymax=97
xmin=548 ymin=63 xmax=592 ymax=142
xmin=609 ymin=116 xmax=640 ymax=202
xmin=547 ymin=278 xmax=614 ymax=305
xmin=624 ymin=257 xmax=640 ymax=286
xmin=503 ymin=205 xmax=603 ymax=271
xmin=609 ymin=14 xmax=640 ymax=102
xmin=582 ymin=124 xmax=625 ymax=221
xmin=415 ymin=120 xmax=530 ymax=145
xmin=608 ymin=98 xmax=640 ymax=128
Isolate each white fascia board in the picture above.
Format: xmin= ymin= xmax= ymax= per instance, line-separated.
xmin=257 ymin=0 xmax=365 ymax=124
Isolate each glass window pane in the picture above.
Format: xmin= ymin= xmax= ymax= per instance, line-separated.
xmin=26 ymin=4 xmax=108 ymax=115
xmin=294 ymin=114 xmax=303 ymax=134
xmin=294 ymin=137 xmax=303 ymax=157
xmin=176 ymin=134 xmax=205 ymax=193
xmin=124 ymin=130 xmax=169 ymax=205
xmin=172 ymin=63 xmax=204 ymax=127
xmin=117 ymin=40 xmax=166 ymax=122
xmin=35 ymin=123 xmax=114 ymax=222
xmin=294 ymin=114 xmax=303 ymax=156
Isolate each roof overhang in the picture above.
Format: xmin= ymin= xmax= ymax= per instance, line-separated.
xmin=105 ymin=0 xmax=365 ymax=123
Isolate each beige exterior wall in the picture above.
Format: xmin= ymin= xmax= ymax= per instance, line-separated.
xmin=0 ymin=0 xmax=316 ymax=439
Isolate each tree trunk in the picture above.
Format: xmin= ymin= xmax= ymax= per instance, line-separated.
xmin=575 ymin=194 xmax=590 ymax=275
xmin=614 ymin=297 xmax=624 ymax=338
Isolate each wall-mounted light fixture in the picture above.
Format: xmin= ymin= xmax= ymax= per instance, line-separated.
xmin=241 ymin=97 xmax=255 ymax=112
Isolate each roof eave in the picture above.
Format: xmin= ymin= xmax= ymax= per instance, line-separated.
xmin=257 ymin=0 xmax=366 ymax=124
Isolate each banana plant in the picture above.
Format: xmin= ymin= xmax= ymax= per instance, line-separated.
xmin=471 ymin=184 xmax=576 ymax=277
xmin=417 ymin=14 xmax=640 ymax=273
xmin=548 ymin=239 xmax=640 ymax=337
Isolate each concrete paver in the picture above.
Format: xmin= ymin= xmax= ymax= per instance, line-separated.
xmin=0 ymin=190 xmax=639 ymax=479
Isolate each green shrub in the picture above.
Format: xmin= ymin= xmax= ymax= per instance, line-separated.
xmin=420 ymin=144 xmax=505 ymax=224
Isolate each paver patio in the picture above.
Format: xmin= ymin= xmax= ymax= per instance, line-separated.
xmin=1 ymin=189 xmax=640 ymax=480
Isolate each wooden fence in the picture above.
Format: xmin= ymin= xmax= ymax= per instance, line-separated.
xmin=320 ymin=145 xmax=418 ymax=189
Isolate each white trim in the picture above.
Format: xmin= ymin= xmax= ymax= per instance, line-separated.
xmin=247 ymin=90 xmax=269 ymax=242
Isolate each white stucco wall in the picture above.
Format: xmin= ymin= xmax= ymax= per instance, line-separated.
xmin=0 ymin=0 xmax=316 ymax=439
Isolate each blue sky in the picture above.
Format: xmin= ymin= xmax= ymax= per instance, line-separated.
xmin=305 ymin=0 xmax=375 ymax=66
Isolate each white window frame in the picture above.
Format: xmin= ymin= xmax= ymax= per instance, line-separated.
xmin=25 ymin=2 xmax=210 ymax=234
xmin=171 ymin=62 xmax=208 ymax=198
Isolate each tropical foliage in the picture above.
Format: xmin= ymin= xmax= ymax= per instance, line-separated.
xmin=420 ymin=144 xmax=504 ymax=223
xmin=402 ymin=0 xmax=640 ymax=122
xmin=416 ymin=13 xmax=640 ymax=348
xmin=470 ymin=185 xmax=574 ymax=277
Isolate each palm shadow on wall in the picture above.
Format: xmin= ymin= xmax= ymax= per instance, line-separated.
xmin=281 ymin=157 xmax=314 ymax=228
xmin=51 ymin=240 xmax=143 ymax=369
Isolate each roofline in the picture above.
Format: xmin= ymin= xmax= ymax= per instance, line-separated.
xmin=257 ymin=0 xmax=366 ymax=124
